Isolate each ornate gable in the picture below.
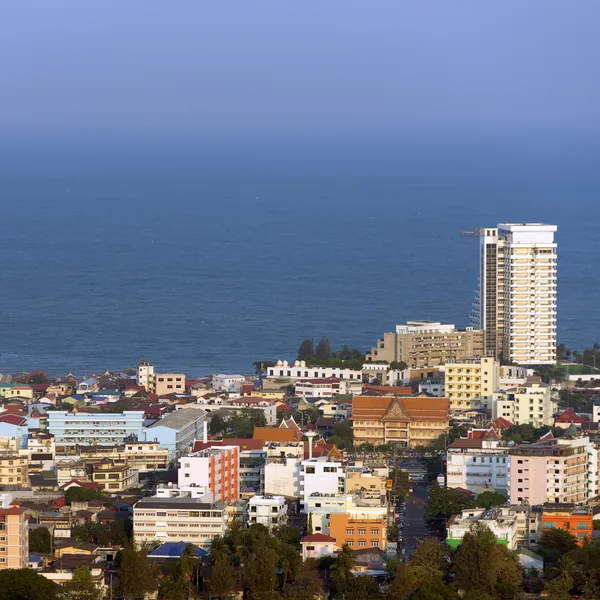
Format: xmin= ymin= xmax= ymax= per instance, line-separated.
xmin=381 ymin=399 xmax=409 ymax=421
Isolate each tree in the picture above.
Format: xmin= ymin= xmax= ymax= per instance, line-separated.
xmin=298 ymin=339 xmax=315 ymax=361
xmin=29 ymin=527 xmax=52 ymax=553
xmin=307 ymin=513 xmax=313 ymax=535
xmin=279 ymin=543 xmax=301 ymax=592
xmin=544 ymin=571 xmax=574 ymax=600
xmin=274 ymin=524 xmax=301 ymax=547
xmin=57 ymin=566 xmax=102 ymax=600
xmin=208 ymin=537 xmax=236 ymax=599
xmin=476 ymin=491 xmax=507 ymax=509
xmin=65 ymin=486 xmax=106 ymax=505
xmin=425 ymin=484 xmax=476 ymax=527
xmin=346 ymin=575 xmax=381 ymax=599
xmin=330 ymin=544 xmax=356 ymax=595
xmin=230 ymin=408 xmax=267 ymax=438
xmin=0 ymin=569 xmax=57 ymax=600
xmin=117 ymin=544 xmax=157 ymax=600
xmin=315 ymin=337 xmax=332 ymax=361
xmin=452 ymin=522 xmax=522 ymax=596
xmin=410 ymin=537 xmax=447 ymax=580
xmin=252 ymin=361 xmax=276 ymax=376
xmin=332 ymin=420 xmax=353 ymax=449
xmin=209 ymin=413 xmax=228 ymax=436
xmin=537 ymin=528 xmax=579 ymax=566
xmin=243 ymin=542 xmax=278 ymax=599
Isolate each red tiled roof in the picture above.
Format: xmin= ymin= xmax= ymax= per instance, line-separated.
xmin=0 ymin=414 xmax=27 ymax=426
xmin=556 ymin=408 xmax=587 ymax=424
xmin=302 ymin=533 xmax=336 ymax=543
xmin=4 ymin=405 xmax=24 ymax=416
xmin=492 ymin=417 xmax=513 ymax=430
xmin=253 ymin=427 xmax=302 ymax=442
xmin=455 ymin=487 xmax=476 ymax=496
xmin=276 ymin=404 xmax=293 ymax=412
xmin=60 ymin=479 xmax=102 ymax=491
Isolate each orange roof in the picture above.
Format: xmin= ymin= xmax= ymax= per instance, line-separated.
xmin=253 ymin=427 xmax=300 ymax=442
xmin=351 ymin=395 xmax=450 ymax=422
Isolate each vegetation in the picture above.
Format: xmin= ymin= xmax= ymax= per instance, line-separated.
xmin=116 ymin=544 xmax=158 ymax=600
xmin=208 ymin=413 xmax=228 ymax=436
xmin=228 ymin=408 xmax=267 ymax=438
xmin=425 ymin=484 xmax=477 ymax=528
xmin=329 ymin=419 xmax=354 ymax=450
xmin=29 ymin=527 xmax=52 ymax=553
xmin=475 ymin=491 xmax=507 ymax=509
xmin=72 ymin=520 xmax=131 ymax=546
xmin=501 ymin=423 xmax=555 ymax=443
xmin=64 ymin=486 xmax=107 ymax=505
xmin=56 ymin=566 xmax=102 ymax=600
xmin=315 ymin=337 xmax=333 ymax=361
xmin=0 ymin=569 xmax=57 ymax=600
xmin=252 ymin=360 xmax=277 ymax=375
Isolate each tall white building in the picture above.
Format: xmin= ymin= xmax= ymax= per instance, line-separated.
xmin=300 ymin=457 xmax=346 ymax=511
xmin=472 ymin=224 xmax=557 ymax=365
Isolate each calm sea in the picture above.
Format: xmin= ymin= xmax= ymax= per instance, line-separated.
xmin=1 ymin=139 xmax=598 ymax=377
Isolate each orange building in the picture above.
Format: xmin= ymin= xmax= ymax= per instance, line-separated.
xmin=351 ymin=395 xmax=450 ymax=448
xmin=541 ymin=504 xmax=593 ymax=546
xmin=329 ymin=512 xmax=387 ymax=551
xmin=0 ymin=506 xmax=29 ymax=569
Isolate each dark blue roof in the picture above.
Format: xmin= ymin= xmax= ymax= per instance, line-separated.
xmin=149 ymin=542 xmax=207 ymax=559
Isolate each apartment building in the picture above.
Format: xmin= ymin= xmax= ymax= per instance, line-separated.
xmin=246 ymin=495 xmax=287 ymax=530
xmin=196 ymin=396 xmax=277 ymax=426
xmin=267 ymin=360 xmax=363 ymax=382
xmin=144 ymin=408 xmax=207 ymax=459
xmin=154 ymin=374 xmax=186 ymax=396
xmin=366 ymin=321 xmax=485 ymax=368
xmin=133 ymin=497 xmax=228 ymax=549
xmin=345 ymin=467 xmax=387 ymax=505
xmin=178 ymin=446 xmax=239 ymax=504
xmin=264 ymin=441 xmax=304 ymax=498
xmin=445 ymin=356 xmax=499 ymax=410
xmin=0 ymin=456 xmax=28 ymax=488
xmin=301 ymin=457 xmax=346 ymax=510
xmin=351 ymin=395 xmax=450 ymax=448
xmin=47 ymin=410 xmax=145 ymax=450
xmin=541 ymin=504 xmax=593 ymax=546
xmin=212 ymin=374 xmax=246 ymax=393
xmin=329 ymin=511 xmax=387 ymax=551
xmin=136 ymin=358 xmax=155 ymax=392
xmin=78 ymin=441 xmax=169 ymax=472
xmin=446 ymin=436 xmax=509 ymax=495
xmin=447 ymin=507 xmax=519 ymax=550
xmin=21 ymin=432 xmax=55 ymax=473
xmin=492 ymin=376 xmax=553 ymax=428
xmin=0 ymin=505 xmax=28 ymax=569
xmin=91 ymin=460 xmax=138 ymax=492
xmin=471 ymin=224 xmax=557 ymax=364
xmin=508 ymin=433 xmax=598 ymax=505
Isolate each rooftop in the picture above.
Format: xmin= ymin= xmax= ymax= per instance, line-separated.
xmin=135 ymin=497 xmax=224 ymax=511
xmin=148 ymin=408 xmax=206 ymax=430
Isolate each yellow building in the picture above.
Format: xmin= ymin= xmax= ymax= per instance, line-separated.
xmin=445 ymin=356 xmax=499 ymax=410
xmin=366 ymin=321 xmax=485 ymax=368
xmin=46 ymin=383 xmax=74 ymax=396
xmin=155 ymin=374 xmax=186 ymax=396
xmin=0 ymin=456 xmax=28 ymax=488
xmin=0 ymin=506 xmax=28 ymax=569
xmin=91 ymin=460 xmax=139 ymax=492
xmin=79 ymin=441 xmax=169 ymax=472
xmin=0 ymin=385 xmax=34 ymax=401
xmin=351 ymin=395 xmax=450 ymax=448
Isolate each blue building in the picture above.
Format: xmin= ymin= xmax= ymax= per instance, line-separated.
xmin=144 ymin=408 xmax=207 ymax=459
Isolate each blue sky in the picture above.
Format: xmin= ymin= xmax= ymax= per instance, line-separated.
xmin=2 ymin=1 xmax=600 ymax=143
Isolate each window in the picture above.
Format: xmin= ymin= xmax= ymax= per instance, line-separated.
xmin=544 ymin=522 xmax=557 ymax=529
xmin=156 ymin=512 xmax=167 ymax=517
xmin=578 ymin=533 xmax=588 ymax=540
xmin=371 ymin=541 xmax=379 ymax=547
xmin=358 ymin=528 xmax=366 ymax=535
xmin=346 ymin=540 xmax=354 ymax=547
xmin=371 ymin=528 xmax=379 ymax=535
xmin=346 ymin=528 xmax=354 ymax=535
xmin=358 ymin=540 xmax=366 ymax=547
xmin=577 ymin=522 xmax=589 ymax=530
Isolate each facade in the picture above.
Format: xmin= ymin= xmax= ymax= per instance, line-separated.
xmin=446 ymin=507 xmax=518 ymax=550
xmin=145 ymin=408 xmax=207 ymax=459
xmin=0 ymin=456 xmax=28 ymax=488
xmin=267 ymin=360 xmax=363 ymax=382
xmin=446 ymin=437 xmax=509 ymax=495
xmin=508 ymin=433 xmax=598 ymax=505
xmin=178 ymin=446 xmax=239 ymax=504
xmin=418 ymin=379 xmax=445 ymax=397
xmin=212 ymin=374 xmax=246 ymax=393
xmin=329 ymin=511 xmax=387 ymax=551
xmin=351 ymin=395 xmax=450 ymax=448
xmin=301 ymin=457 xmax=346 ymax=510
xmin=47 ymin=410 xmax=145 ymax=449
xmin=133 ymin=497 xmax=228 ymax=549
xmin=246 ymin=495 xmax=287 ymax=530
xmin=196 ymin=397 xmax=277 ymax=426
xmin=345 ymin=467 xmax=387 ymax=504
xmin=445 ymin=356 xmax=499 ymax=410
xmin=301 ymin=533 xmax=338 ymax=561
xmin=492 ymin=377 xmax=553 ymax=427
xmin=0 ymin=506 xmax=28 ymax=569
xmin=541 ymin=504 xmax=592 ymax=546
xmin=78 ymin=441 xmax=169 ymax=472
xmin=472 ymin=224 xmax=557 ymax=364
xmin=264 ymin=441 xmax=303 ymax=498
xmin=136 ymin=358 xmax=155 ymax=392
xmin=154 ymin=374 xmax=186 ymax=396
xmin=23 ymin=432 xmax=55 ymax=473
xmin=366 ymin=321 xmax=485 ymax=368
xmin=91 ymin=460 xmax=139 ymax=492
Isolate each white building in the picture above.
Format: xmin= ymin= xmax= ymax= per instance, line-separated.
xmin=133 ymin=497 xmax=228 ymax=549
xmin=196 ymin=396 xmax=277 ymax=425
xmin=246 ymin=495 xmax=287 ymax=530
xmin=418 ymin=379 xmax=445 ymax=397
xmin=447 ymin=507 xmax=519 ymax=550
xmin=472 ymin=224 xmax=557 ymax=364
xmin=301 ymin=457 xmax=345 ymax=511
xmin=267 ymin=360 xmax=363 ymax=382
xmin=263 ymin=442 xmax=304 ymax=498
xmin=446 ymin=436 xmax=509 ymax=495
xmin=499 ymin=365 xmax=530 ymax=388
xmin=301 ymin=533 xmax=338 ymax=560
xmin=136 ymin=358 xmax=155 ymax=391
xmin=212 ymin=374 xmax=246 ymax=393
xmin=492 ymin=377 xmax=553 ymax=428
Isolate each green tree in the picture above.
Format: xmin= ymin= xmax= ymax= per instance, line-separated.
xmin=315 ymin=337 xmax=332 ymax=361
xmin=209 ymin=413 xmax=228 ymax=436
xmin=307 ymin=513 xmax=313 ymax=535
xmin=230 ymin=408 xmax=267 ymax=438
xmin=57 ymin=566 xmax=102 ymax=600
xmin=537 ymin=528 xmax=579 ymax=566
xmin=65 ymin=487 xmax=106 ymax=505
xmin=0 ymin=569 xmax=57 ymax=600
xmin=274 ymin=524 xmax=301 ymax=547
xmin=332 ymin=420 xmax=354 ymax=449
xmin=117 ymin=544 xmax=157 ymax=600
xmin=410 ymin=537 xmax=447 ymax=580
xmin=346 ymin=575 xmax=382 ymax=599
xmin=243 ymin=542 xmax=278 ymax=599
xmin=476 ymin=491 xmax=507 ymax=509
xmin=330 ymin=544 xmax=356 ymax=595
xmin=29 ymin=527 xmax=52 ymax=553
xmin=452 ymin=522 xmax=522 ymax=597
xmin=279 ymin=543 xmax=301 ymax=592
xmin=425 ymin=484 xmax=476 ymax=527
xmin=298 ymin=339 xmax=315 ymax=361
xmin=544 ymin=571 xmax=574 ymax=600
xmin=208 ymin=537 xmax=236 ymax=599
xmin=252 ymin=361 xmax=276 ymax=376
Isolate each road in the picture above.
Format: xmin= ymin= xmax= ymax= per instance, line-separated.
xmin=401 ymin=486 xmax=429 ymax=559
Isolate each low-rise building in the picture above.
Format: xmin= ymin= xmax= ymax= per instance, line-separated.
xmin=267 ymin=361 xmax=363 ymax=382
xmin=144 ymin=408 xmax=207 ymax=459
xmin=541 ymin=504 xmax=593 ymax=546
xmin=91 ymin=460 xmax=139 ymax=492
xmin=0 ymin=455 xmax=28 ymax=488
xmin=196 ymin=396 xmax=277 ymax=426
xmin=133 ymin=497 xmax=228 ymax=549
xmin=78 ymin=441 xmax=169 ymax=472
xmin=21 ymin=431 xmax=55 ymax=473
xmin=154 ymin=374 xmax=186 ymax=397
xmin=351 ymin=395 xmax=450 ymax=448
xmin=212 ymin=374 xmax=246 ymax=393
xmin=264 ymin=441 xmax=304 ymax=498
xmin=301 ymin=533 xmax=338 ymax=560
xmin=418 ymin=379 xmax=445 ymax=397
xmin=0 ymin=504 xmax=28 ymax=569
xmin=492 ymin=377 xmax=553 ymax=428
xmin=446 ymin=507 xmax=519 ymax=550
xmin=329 ymin=511 xmax=387 ymax=551
xmin=246 ymin=495 xmax=287 ymax=530
xmin=345 ymin=466 xmax=387 ymax=505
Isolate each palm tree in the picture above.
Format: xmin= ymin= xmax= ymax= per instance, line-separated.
xmin=331 ymin=544 xmax=356 ymax=593
xmin=279 ymin=544 xmax=301 ymax=591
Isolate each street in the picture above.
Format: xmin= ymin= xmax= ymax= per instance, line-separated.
xmin=400 ymin=485 xmax=429 ymax=558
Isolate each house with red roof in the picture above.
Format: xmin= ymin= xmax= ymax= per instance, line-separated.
xmin=60 ymin=479 xmax=103 ymax=492
xmin=301 ymin=533 xmax=338 ymax=560
xmin=492 ymin=417 xmax=513 ymax=433
xmin=555 ymin=408 xmax=587 ymax=428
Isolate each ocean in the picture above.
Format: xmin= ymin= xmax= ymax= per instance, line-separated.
xmin=1 ymin=138 xmax=599 ymax=377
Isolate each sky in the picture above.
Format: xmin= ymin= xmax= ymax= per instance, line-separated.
xmin=2 ymin=1 xmax=600 ymax=146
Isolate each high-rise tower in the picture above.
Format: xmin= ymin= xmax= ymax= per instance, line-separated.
xmin=472 ymin=224 xmax=557 ymax=365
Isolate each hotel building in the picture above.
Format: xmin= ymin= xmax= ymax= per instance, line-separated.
xmin=0 ymin=504 xmax=28 ymax=569
xmin=472 ymin=224 xmax=557 ymax=364
xmin=445 ymin=356 xmax=500 ymax=410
